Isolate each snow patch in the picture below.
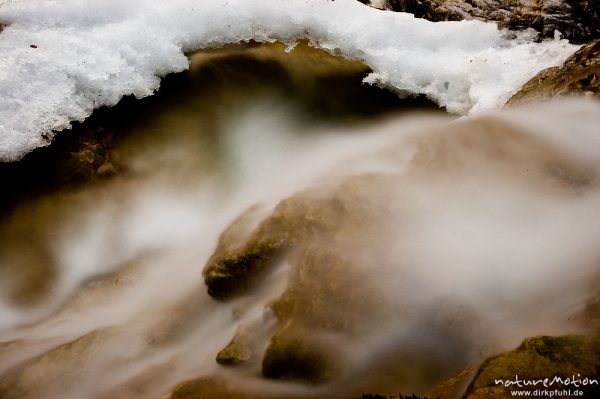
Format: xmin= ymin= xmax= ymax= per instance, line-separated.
xmin=0 ymin=0 xmax=577 ymax=161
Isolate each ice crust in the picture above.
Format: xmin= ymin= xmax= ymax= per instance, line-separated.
xmin=0 ymin=0 xmax=577 ymax=161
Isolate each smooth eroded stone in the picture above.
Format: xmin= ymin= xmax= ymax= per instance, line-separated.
xmin=261 ymin=320 xmax=340 ymax=384
xmin=464 ymin=335 xmax=600 ymax=399
xmin=506 ymin=40 xmax=600 ymax=107
xmin=202 ymin=189 xmax=362 ymax=299
xmin=170 ymin=376 xmax=270 ymax=399
xmin=216 ymin=328 xmax=253 ymax=366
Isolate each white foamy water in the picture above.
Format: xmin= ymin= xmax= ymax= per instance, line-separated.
xmin=0 ymin=0 xmax=577 ymax=161
xmin=0 ymin=97 xmax=599 ymax=399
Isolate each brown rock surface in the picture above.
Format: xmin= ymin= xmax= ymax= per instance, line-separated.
xmin=170 ymin=375 xmax=304 ymax=399
xmin=203 ymin=174 xmax=389 ymax=299
xmin=506 ymin=40 xmax=600 ymax=106
xmin=464 ymin=335 xmax=600 ymax=399
xmin=0 ymin=329 xmax=113 ymax=399
xmin=204 ymin=174 xmax=392 ymax=382
xmin=261 ymin=319 xmax=341 ymax=383
xmin=216 ymin=325 xmax=255 ymax=366
xmin=428 ymin=367 xmax=476 ymax=399
xmin=377 ymin=0 xmax=599 ymax=44
xmin=202 ymin=112 xmax=598 ymax=387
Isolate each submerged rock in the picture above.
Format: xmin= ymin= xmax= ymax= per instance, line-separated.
xmin=216 ymin=325 xmax=255 ymax=366
xmin=170 ymin=376 xmax=265 ymax=399
xmin=0 ymin=329 xmax=113 ymax=399
xmin=0 ymin=40 xmax=448 ymax=399
xmin=170 ymin=375 xmax=308 ymax=399
xmin=506 ymin=40 xmax=600 ymax=106
xmin=375 ymin=0 xmax=600 ymax=44
xmin=262 ymin=241 xmax=389 ymax=383
xmin=204 ymin=174 xmax=393 ymax=382
xmin=262 ymin=320 xmax=341 ymax=383
xmin=270 ymin=244 xmax=387 ymax=335
xmin=201 ymin=111 xmax=600 ymax=387
xmin=203 ymin=176 xmax=384 ymax=299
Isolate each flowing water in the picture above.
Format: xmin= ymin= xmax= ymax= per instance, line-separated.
xmin=0 ymin=43 xmax=599 ymax=399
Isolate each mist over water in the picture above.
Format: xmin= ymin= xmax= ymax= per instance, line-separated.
xmin=0 ymin=44 xmax=599 ymax=399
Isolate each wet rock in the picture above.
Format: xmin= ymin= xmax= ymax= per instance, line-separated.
xmin=202 ymin=114 xmax=599 ymax=387
xmin=428 ymin=367 xmax=476 ymax=399
xmin=63 ymin=148 xmax=106 ymax=183
xmin=270 ymin=245 xmax=386 ymax=335
xmin=203 ymin=179 xmax=380 ymax=299
xmin=204 ymin=202 xmax=355 ymax=376
xmin=0 ymin=329 xmax=113 ymax=399
xmin=216 ymin=326 xmax=254 ymax=366
xmin=96 ymin=161 xmax=117 ymax=177
xmin=261 ymin=320 xmax=340 ymax=383
xmin=463 ymin=335 xmax=600 ymax=398
xmin=203 ymin=170 xmax=394 ymax=298
xmin=204 ymin=174 xmax=392 ymax=382
xmin=379 ymin=0 xmax=600 ymax=44
xmin=170 ymin=376 xmax=252 ymax=399
xmin=98 ymin=362 xmax=175 ymax=399
xmin=261 ymin=242 xmax=389 ymax=383
xmin=0 ymin=125 xmax=122 ymax=220
xmin=506 ymin=40 xmax=600 ymax=106
xmin=170 ymin=376 xmax=284 ymax=399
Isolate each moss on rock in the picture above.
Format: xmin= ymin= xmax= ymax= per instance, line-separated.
xmin=464 ymin=335 xmax=600 ymax=399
